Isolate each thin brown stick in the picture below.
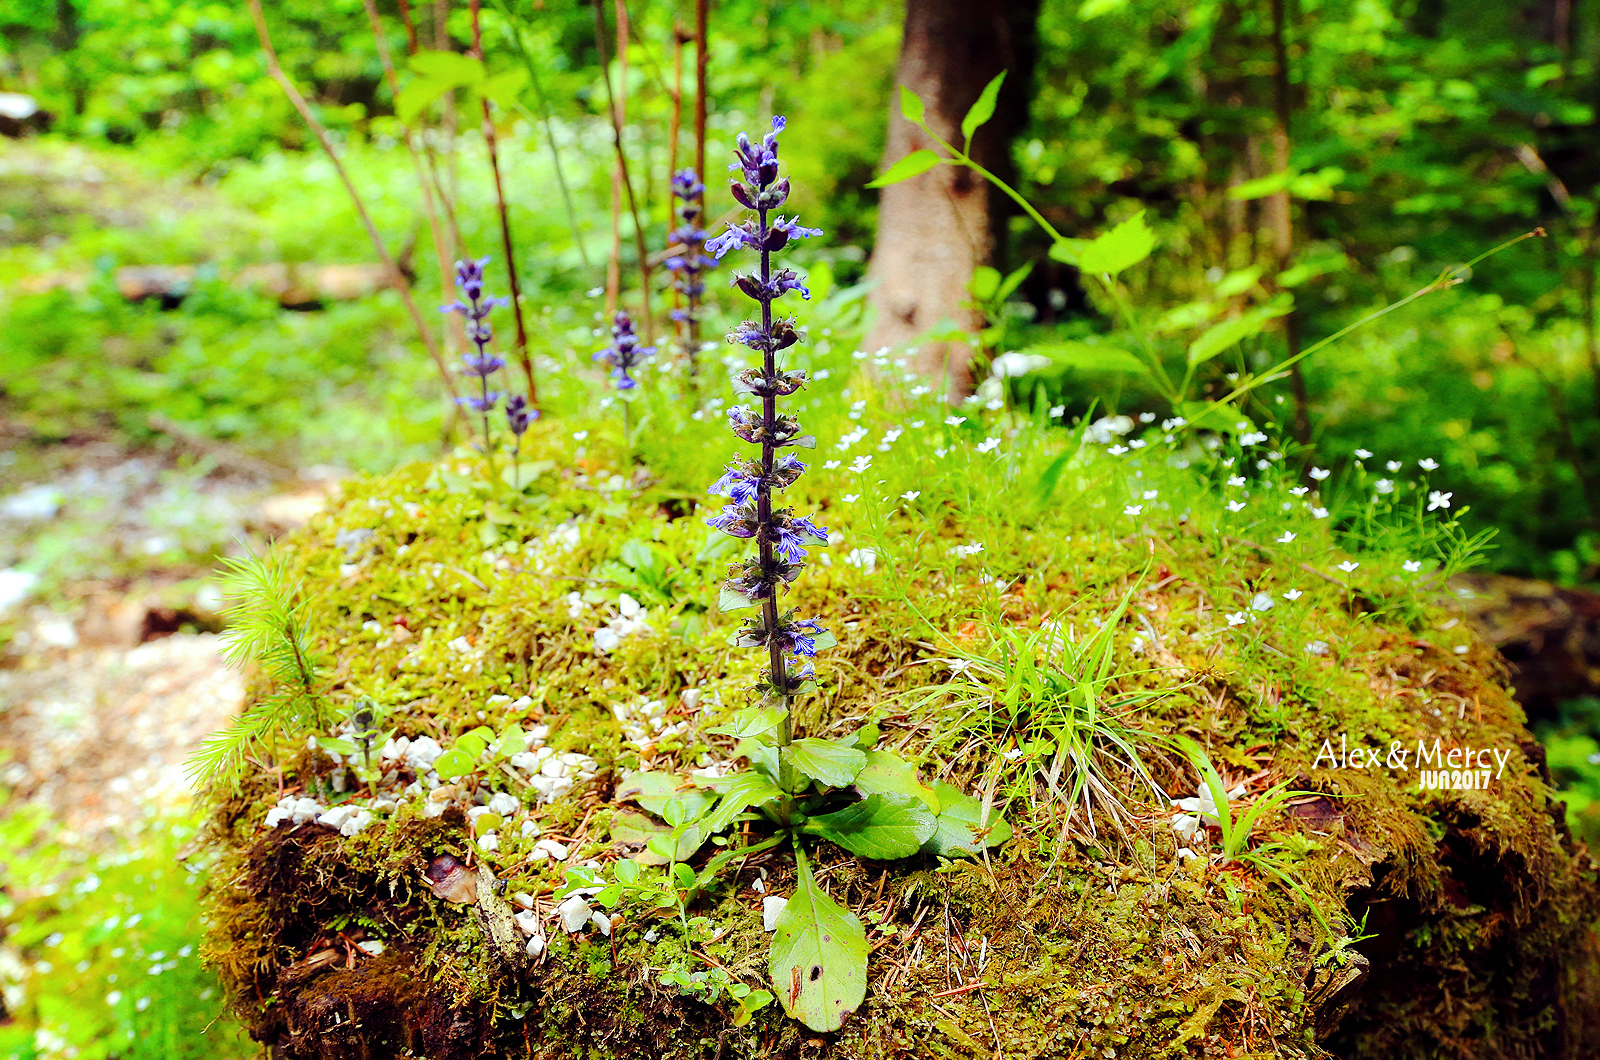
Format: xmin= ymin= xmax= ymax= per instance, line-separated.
xmin=694 ymin=0 xmax=708 ymax=187
xmin=247 ymin=0 xmax=459 ymax=405
xmin=470 ymin=0 xmax=539 ymax=409
xmin=359 ymin=0 xmax=453 ymax=329
xmin=395 ymin=0 xmax=420 ymax=53
xmin=592 ymin=0 xmax=654 ymax=341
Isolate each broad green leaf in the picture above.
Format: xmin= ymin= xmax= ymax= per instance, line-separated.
xmin=1186 ymin=303 xmax=1292 ymax=367
xmin=433 ymin=747 xmax=476 ymax=780
xmin=709 ymin=704 xmax=788 ymax=739
xmin=473 ymin=812 xmax=503 ymax=835
xmin=1079 ymin=0 xmax=1131 ymax=17
xmin=898 ymin=85 xmax=925 ymax=123
xmin=968 ymin=265 xmax=1002 ymax=302
xmin=314 ymin=736 xmax=358 ymax=756
xmin=866 ymin=149 xmax=940 ymax=189
xmin=853 ymin=750 xmax=939 ymax=811
xmin=1288 ymin=167 xmax=1345 ymax=200
xmin=809 ymin=630 xmax=838 ymax=652
xmin=1027 ymin=341 xmax=1147 ymax=375
xmin=1077 ymin=211 xmax=1157 ymax=275
xmin=492 ymin=726 xmax=526 ymax=759
xmin=1047 ymin=238 xmax=1088 ymax=265
xmin=802 ymin=794 xmax=937 ymax=859
xmin=787 ymin=738 xmax=867 ymax=788
xmin=734 ymin=737 xmax=781 ymax=783
xmin=921 ymin=782 xmax=1012 ymax=856
xmin=769 ymin=848 xmax=868 ymax=1032
xmin=960 ymin=71 xmax=1006 ymax=142
xmin=397 ymin=81 xmax=453 ymax=127
xmin=407 ymin=49 xmax=486 ymax=85
xmin=619 ymin=538 xmax=656 ymax=571
xmin=479 ymin=68 xmax=529 ymax=110
xmin=1213 ymin=265 xmax=1264 ymax=298
xmin=996 ymin=261 xmax=1035 ymax=302
xmin=615 ymin=771 xmax=714 ymax=820
xmin=701 ymin=770 xmax=783 ymax=835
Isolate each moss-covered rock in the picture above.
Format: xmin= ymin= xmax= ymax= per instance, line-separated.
xmin=197 ymin=442 xmax=1600 ymax=1060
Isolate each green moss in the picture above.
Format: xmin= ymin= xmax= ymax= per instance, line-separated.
xmin=196 ymin=442 xmax=1600 ymax=1060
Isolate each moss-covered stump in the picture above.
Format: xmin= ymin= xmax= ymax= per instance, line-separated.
xmin=198 ymin=450 xmax=1600 ymax=1060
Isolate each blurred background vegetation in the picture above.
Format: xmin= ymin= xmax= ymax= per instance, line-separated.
xmin=2 ymin=0 xmax=1598 ymax=1055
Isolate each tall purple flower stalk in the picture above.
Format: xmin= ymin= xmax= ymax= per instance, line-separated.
xmin=704 ymin=116 xmax=828 ymax=724
xmin=442 ymin=256 xmax=509 ymax=453
xmin=665 ymin=168 xmax=714 ymax=382
xmin=593 ymin=310 xmax=655 ymax=391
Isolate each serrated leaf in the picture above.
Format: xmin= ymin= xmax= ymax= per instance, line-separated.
xmin=866 ymin=149 xmax=940 ymax=189
xmin=787 ymin=738 xmax=867 ymax=788
xmin=898 ymin=85 xmax=925 ymax=123
xmin=1186 ymin=303 xmax=1292 ymax=367
xmin=1077 ymin=211 xmax=1157 ymax=275
xmin=920 ymin=782 xmax=1012 ymax=856
xmin=853 ymin=750 xmax=939 ymax=811
xmin=769 ymin=848 xmax=868 ymax=1032
xmin=1027 ymin=341 xmax=1148 ymax=375
xmin=961 ymin=71 xmax=1006 ymax=142
xmin=709 ymin=705 xmax=788 ymax=739
xmin=802 ymin=794 xmax=937 ymax=859
xmin=433 ymin=747 xmax=476 ymax=780
xmin=1047 ymin=238 xmax=1087 ymax=265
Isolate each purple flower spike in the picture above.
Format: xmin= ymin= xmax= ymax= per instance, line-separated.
xmin=704 ymin=116 xmax=829 ymax=699
xmin=442 ymin=255 xmax=507 ymax=446
xmin=593 ymin=310 xmax=657 ymax=392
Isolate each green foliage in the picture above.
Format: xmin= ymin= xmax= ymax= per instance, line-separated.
xmin=185 ymin=546 xmax=324 ymax=789
xmin=767 ymin=845 xmax=868 ymax=1033
xmin=1533 ymin=696 xmax=1600 ymax=852
xmin=0 ymin=803 xmax=250 ymax=1060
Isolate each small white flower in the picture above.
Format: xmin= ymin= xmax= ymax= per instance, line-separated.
xmin=1355 ymin=448 xmax=1373 ymax=458
xmin=1309 ymin=467 xmax=1330 ymax=481
xmin=1276 ymin=531 xmax=1296 ymax=543
xmin=1239 ymin=431 xmax=1268 ymax=446
xmin=1403 ymin=560 xmax=1422 ymax=572
xmin=1419 ymin=458 xmax=1439 ymax=471
xmin=1375 ymin=479 xmax=1395 ymax=494
xmin=901 ymin=490 xmax=921 ymax=502
xmin=1289 ymin=486 xmax=1309 ymax=497
xmin=841 ymin=493 xmax=860 ymax=503
xmin=911 ymin=420 xmax=926 ymax=428
xmin=1162 ymin=417 xmax=1187 ymax=430
xmin=1257 ymin=459 xmax=1271 ymax=471
xmin=1129 ymin=438 xmax=1147 ymax=449
xmin=1283 ymin=588 xmax=1303 ymax=600
xmin=1107 ymin=444 xmax=1129 ymax=456
xmin=1142 ymin=489 xmax=1159 ymax=499
xmin=1050 ymin=405 xmax=1066 ymax=418
xmin=1139 ymin=412 xmax=1156 ymax=423
xmin=1225 ymin=612 xmax=1248 ymax=627
xmin=1427 ymin=490 xmax=1452 ymax=511
xmin=934 ymin=446 xmax=948 ymax=458
xmin=944 ymin=415 xmax=966 ymax=426
xmin=1228 ymin=476 xmax=1246 ymax=487
xmin=572 ymin=430 xmax=590 ymax=441
xmin=1337 ymin=560 xmax=1360 ymax=573
xmin=1124 ymin=504 xmax=1144 ymax=516
xmin=1227 ymin=500 xmax=1246 ymax=513
xmin=1221 ymin=458 xmax=1235 ymax=468
xmin=849 ymin=455 xmax=873 ymax=474
xmin=908 ymin=385 xmax=930 ymax=397
xmin=1386 ymin=461 xmax=1403 ymax=472
xmin=823 ymin=460 xmax=840 ymax=469
xmin=984 ymin=398 xmax=1005 ymax=411
xmin=1305 ymin=640 xmax=1330 ymax=656
xmin=1311 ymin=506 xmax=1330 ymax=519
xmin=976 ymin=437 xmax=1002 ymax=454
xmin=1250 ymin=592 xmax=1274 ymax=612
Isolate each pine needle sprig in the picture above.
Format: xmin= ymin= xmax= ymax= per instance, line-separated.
xmin=186 ymin=547 xmax=326 ymax=791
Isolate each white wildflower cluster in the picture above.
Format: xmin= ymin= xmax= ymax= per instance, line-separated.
xmin=1168 ymin=779 xmax=1245 ymax=859
xmin=1084 ymin=415 xmax=1134 ymax=445
xmin=593 ymin=593 xmax=650 ymax=654
xmin=948 ymin=541 xmax=985 ymax=559
xmin=835 ymin=425 xmax=868 ymax=450
xmin=843 ymin=547 xmax=879 ymax=573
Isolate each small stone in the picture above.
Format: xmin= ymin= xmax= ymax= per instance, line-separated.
xmin=558 ymin=894 xmax=590 ymax=933
xmin=531 ymin=838 xmax=569 ymax=862
xmin=643 ymin=928 xmax=659 ymax=943
xmin=762 ymin=896 xmax=788 ymax=932
xmin=526 ymin=935 xmax=546 ymax=958
xmin=406 ymin=737 xmax=444 ymax=771
xmin=513 ymin=909 xmax=540 ymax=936
xmin=290 ymin=798 xmax=324 ymax=825
xmin=519 ymin=819 xmax=541 ymax=839
xmin=477 ymin=832 xmax=499 ymax=852
xmin=488 ymin=792 xmax=519 ymax=817
xmin=356 ymin=940 xmax=385 ymax=956
xmin=264 ymin=807 xmax=290 ymax=828
xmin=590 ymin=912 xmax=612 ymax=937
xmin=317 ymin=805 xmax=357 ymax=830
xmin=340 ymin=810 xmax=374 ymax=837
xmin=512 ymin=892 xmax=536 ymax=910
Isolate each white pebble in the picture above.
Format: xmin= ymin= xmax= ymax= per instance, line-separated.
xmin=531 ymin=838 xmax=569 ymax=862
xmin=356 ymin=940 xmax=385 ymax=956
xmin=590 ymin=911 xmax=613 ymax=937
xmin=513 ymin=910 xmax=541 ymax=936
xmin=513 ymin=892 xmax=536 ymax=910
xmin=763 ymin=896 xmax=788 ymax=932
xmin=558 ymin=894 xmax=590 ymax=933
xmin=405 ymin=737 xmax=444 ymax=771
xmin=488 ymin=792 xmax=520 ymax=817
xmin=526 ymin=935 xmax=546 ymax=958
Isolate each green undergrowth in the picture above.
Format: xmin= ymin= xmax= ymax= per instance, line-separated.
xmin=195 ymin=396 xmax=1600 ymax=1059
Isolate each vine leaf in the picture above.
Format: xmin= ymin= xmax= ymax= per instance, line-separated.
xmin=769 ymin=846 xmax=869 ymax=1032
xmin=866 ymin=149 xmax=940 ymax=189
xmin=1077 ymin=210 xmax=1157 ymax=276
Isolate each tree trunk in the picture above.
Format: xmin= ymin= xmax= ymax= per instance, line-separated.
xmin=863 ymin=0 xmax=1041 ymax=401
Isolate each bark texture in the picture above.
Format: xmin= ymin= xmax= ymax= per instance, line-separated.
xmin=863 ymin=0 xmax=1041 ymax=400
